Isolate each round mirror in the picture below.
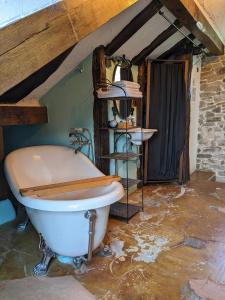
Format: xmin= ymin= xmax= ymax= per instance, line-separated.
xmin=112 ymin=61 xmax=134 ymax=120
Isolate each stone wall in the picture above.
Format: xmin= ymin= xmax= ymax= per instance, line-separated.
xmin=197 ymin=54 xmax=225 ymax=182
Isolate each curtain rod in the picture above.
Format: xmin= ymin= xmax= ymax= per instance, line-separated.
xmin=158 ymin=10 xmax=207 ymax=55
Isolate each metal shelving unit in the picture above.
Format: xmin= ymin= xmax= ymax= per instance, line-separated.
xmin=97 ymin=96 xmax=144 ymax=222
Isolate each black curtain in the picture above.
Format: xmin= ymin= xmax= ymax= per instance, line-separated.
xmin=147 ymin=62 xmax=186 ymax=181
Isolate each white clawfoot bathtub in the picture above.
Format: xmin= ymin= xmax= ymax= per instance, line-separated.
xmin=4 ymin=145 xmax=124 ymax=261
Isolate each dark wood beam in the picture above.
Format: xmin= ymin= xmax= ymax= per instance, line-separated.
xmin=132 ymin=20 xmax=181 ymax=65
xmin=160 ymin=0 xmax=224 ymax=55
xmin=93 ymin=46 xmax=109 ymax=175
xmin=105 ymin=0 xmax=162 ymax=56
xmin=0 ymin=106 xmax=48 ymax=126
xmin=0 ymin=46 xmax=75 ymax=103
xmin=0 ymin=0 xmax=138 ymax=95
xmin=0 ymin=127 xmax=7 ymax=199
xmin=0 ymin=105 xmax=47 ymax=199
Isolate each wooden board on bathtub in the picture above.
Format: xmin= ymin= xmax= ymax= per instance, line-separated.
xmin=19 ymin=176 xmax=121 ymax=197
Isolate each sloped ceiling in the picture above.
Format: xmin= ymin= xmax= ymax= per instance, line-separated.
xmin=25 ymin=0 xmax=191 ymax=100
xmin=2 ymin=0 xmax=223 ymax=102
xmin=195 ymin=0 xmax=225 ymax=44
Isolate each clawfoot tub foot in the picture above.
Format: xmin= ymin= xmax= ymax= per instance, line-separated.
xmin=73 ymin=256 xmax=87 ymax=269
xmin=17 ymin=216 xmax=30 ymax=232
xmin=95 ymin=242 xmax=112 ymax=257
xmin=33 ymin=234 xmax=55 ymax=277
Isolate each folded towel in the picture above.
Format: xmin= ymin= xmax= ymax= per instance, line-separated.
xmin=106 ymin=86 xmax=141 ymax=94
xmin=113 ymin=80 xmax=140 ymax=89
xmin=97 ymin=88 xmax=142 ymax=99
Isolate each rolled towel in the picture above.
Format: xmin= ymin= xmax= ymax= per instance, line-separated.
xmin=105 ymin=86 xmax=141 ymax=95
xmin=107 ymin=86 xmax=140 ymax=92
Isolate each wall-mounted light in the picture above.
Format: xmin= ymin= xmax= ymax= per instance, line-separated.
xmin=196 ymin=21 xmax=206 ymax=33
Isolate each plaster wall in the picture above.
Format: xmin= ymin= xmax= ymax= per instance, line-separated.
xmin=4 ymin=55 xmax=94 ymax=157
xmin=189 ymin=56 xmax=201 ymax=174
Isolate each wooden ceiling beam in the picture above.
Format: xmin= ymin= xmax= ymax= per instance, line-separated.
xmin=160 ymin=0 xmax=224 ymax=55
xmin=158 ymin=33 xmax=195 ymax=59
xmin=0 ymin=0 xmax=138 ymax=95
xmin=0 ymin=106 xmax=48 ymax=126
xmin=132 ymin=20 xmax=181 ymax=65
xmin=105 ymin=0 xmax=163 ymax=56
xmin=0 ymin=46 xmax=75 ymax=104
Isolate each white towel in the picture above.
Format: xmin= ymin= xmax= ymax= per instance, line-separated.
xmin=113 ymin=80 xmax=140 ymax=89
xmin=97 ymin=88 xmax=142 ymax=98
xmin=105 ymin=86 xmax=140 ymax=95
xmin=102 ymin=86 xmax=140 ymax=94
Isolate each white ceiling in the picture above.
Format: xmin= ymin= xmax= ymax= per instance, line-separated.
xmin=116 ymin=6 xmax=176 ymax=58
xmin=195 ymin=0 xmax=225 ymax=45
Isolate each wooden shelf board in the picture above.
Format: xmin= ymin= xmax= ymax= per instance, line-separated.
xmin=109 ymin=202 xmax=140 ymax=220
xmin=97 ymin=96 xmax=142 ymax=101
xmin=100 ymin=152 xmax=141 ymax=161
xmin=0 ymin=106 xmax=48 ymax=126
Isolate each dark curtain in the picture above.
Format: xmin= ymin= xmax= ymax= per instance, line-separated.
xmin=147 ymin=62 xmax=186 ymax=181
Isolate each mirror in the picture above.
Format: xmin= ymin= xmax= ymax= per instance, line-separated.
xmin=112 ymin=58 xmax=134 ymax=120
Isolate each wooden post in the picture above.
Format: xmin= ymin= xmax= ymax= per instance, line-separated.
xmin=144 ymin=61 xmax=151 ymax=183
xmin=137 ymin=62 xmax=146 ymax=185
xmin=178 ymin=56 xmax=192 ymax=184
xmin=0 ymin=127 xmax=8 ymax=199
xmin=93 ymin=46 xmax=109 ymax=174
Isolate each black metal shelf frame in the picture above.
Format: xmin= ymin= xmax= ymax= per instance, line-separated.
xmin=97 ymin=96 xmax=144 ymax=221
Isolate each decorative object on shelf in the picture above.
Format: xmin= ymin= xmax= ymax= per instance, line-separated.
xmin=108 ymin=107 xmax=118 ymax=128
xmin=117 ymin=121 xmax=128 ymax=129
xmin=108 ymin=119 xmax=118 ymax=128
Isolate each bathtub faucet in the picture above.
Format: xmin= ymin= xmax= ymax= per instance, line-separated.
xmin=69 ymin=128 xmax=95 ymax=162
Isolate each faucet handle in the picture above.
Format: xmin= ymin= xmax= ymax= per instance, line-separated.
xmin=69 ymin=128 xmax=84 ymax=137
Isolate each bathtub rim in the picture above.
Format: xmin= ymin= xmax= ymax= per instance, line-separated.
xmin=4 ymin=145 xmax=124 ymax=212
xmin=15 ymin=181 xmax=124 ymax=211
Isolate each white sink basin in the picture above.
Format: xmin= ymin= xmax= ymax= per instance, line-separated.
xmin=117 ymin=127 xmax=157 ymax=146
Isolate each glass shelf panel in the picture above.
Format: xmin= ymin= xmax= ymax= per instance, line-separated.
xmin=100 ymin=152 xmax=141 ymax=161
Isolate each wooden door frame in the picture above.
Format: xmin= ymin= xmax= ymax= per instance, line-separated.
xmin=144 ymin=58 xmax=191 ymax=183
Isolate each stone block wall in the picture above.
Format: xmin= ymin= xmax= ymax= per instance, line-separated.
xmin=197 ymin=54 xmax=225 ymax=182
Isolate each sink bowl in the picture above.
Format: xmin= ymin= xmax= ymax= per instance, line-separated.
xmin=117 ymin=127 xmax=157 ymax=146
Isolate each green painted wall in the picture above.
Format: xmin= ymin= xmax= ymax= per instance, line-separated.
xmin=5 ymin=55 xmax=94 ymax=154
xmin=4 ymin=54 xmax=139 ymax=183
